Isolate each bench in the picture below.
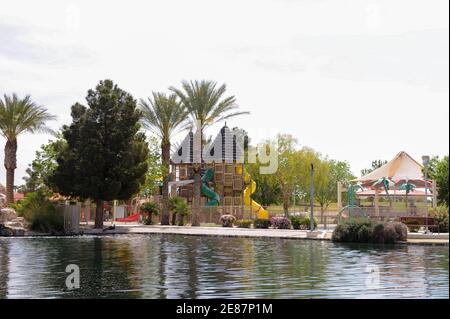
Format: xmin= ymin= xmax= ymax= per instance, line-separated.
xmin=399 ymin=217 xmax=440 ymax=233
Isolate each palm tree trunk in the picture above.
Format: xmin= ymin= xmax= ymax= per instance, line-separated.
xmin=320 ymin=204 xmax=324 ymax=224
xmin=4 ymin=139 xmax=17 ymax=206
xmin=191 ymin=165 xmax=201 ymax=226
xmin=384 ymin=185 xmax=392 ymax=207
xmin=283 ymin=191 xmax=289 ymax=217
xmin=191 ymin=126 xmax=203 ymax=227
xmin=171 ymin=212 xmax=177 ymax=225
xmin=405 ymin=192 xmax=408 ymax=210
xmin=95 ymin=199 xmax=104 ymax=229
xmin=160 ymin=141 xmax=171 ymax=225
xmin=178 ymin=214 xmax=184 ymax=226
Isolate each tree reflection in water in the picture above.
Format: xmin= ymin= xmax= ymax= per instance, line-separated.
xmin=0 ymin=240 xmax=9 ymax=298
xmin=0 ymin=235 xmax=447 ymax=299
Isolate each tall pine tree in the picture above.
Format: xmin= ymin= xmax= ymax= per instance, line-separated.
xmin=51 ymin=80 xmax=148 ymax=228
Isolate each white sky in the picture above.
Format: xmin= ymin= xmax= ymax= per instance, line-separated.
xmin=0 ymin=0 xmax=448 ymax=185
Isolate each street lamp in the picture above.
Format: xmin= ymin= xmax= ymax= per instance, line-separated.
xmin=422 ymin=155 xmax=430 ymax=233
xmin=310 ymin=164 xmax=315 ymax=231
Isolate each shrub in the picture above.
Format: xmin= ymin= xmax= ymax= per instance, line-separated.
xmin=430 ymin=205 xmax=449 ymax=233
xmin=169 ymin=197 xmax=186 ymax=225
xmin=290 ymin=216 xmax=301 ymax=229
xmin=254 ymin=219 xmax=271 ymax=229
xmin=393 ymin=222 xmax=408 ymax=241
xmin=357 ymin=224 xmax=371 ymax=242
xmin=236 ymin=219 xmax=253 ymax=228
xmin=332 ymin=218 xmax=408 ymax=244
xmin=140 ymin=202 xmax=159 ymax=225
xmin=14 ymin=190 xmax=64 ymax=233
xmin=290 ymin=216 xmax=317 ymax=230
xmin=220 ymin=214 xmax=236 ymax=227
xmin=333 ymin=218 xmax=373 ymax=243
xmin=271 ymin=217 xmax=291 ymax=229
xmin=372 ymin=223 xmax=395 ymax=244
xmin=172 ymin=199 xmax=191 ymax=226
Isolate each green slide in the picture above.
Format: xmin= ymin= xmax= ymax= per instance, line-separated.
xmin=201 ymin=169 xmax=220 ymax=206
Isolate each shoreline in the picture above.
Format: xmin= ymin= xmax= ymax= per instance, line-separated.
xmin=17 ymin=224 xmax=449 ymax=246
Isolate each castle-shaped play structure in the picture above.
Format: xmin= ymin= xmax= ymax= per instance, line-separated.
xmin=170 ymin=125 xmax=268 ymax=220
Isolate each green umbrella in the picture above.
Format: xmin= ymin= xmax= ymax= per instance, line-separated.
xmin=399 ymin=182 xmax=416 ymax=208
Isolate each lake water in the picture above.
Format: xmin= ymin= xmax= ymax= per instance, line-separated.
xmin=0 ymin=235 xmax=448 ymax=299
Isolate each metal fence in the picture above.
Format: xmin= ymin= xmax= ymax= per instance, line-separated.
xmin=76 ymin=199 xmax=433 ymax=228
xmin=338 ymin=204 xmax=432 ymax=222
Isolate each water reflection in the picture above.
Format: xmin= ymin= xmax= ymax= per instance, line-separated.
xmin=0 ymin=235 xmax=448 ymax=299
xmin=0 ymin=240 xmax=9 ymax=298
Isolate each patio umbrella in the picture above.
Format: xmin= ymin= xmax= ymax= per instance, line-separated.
xmin=399 ymin=181 xmax=416 ymax=208
xmin=372 ymin=177 xmax=394 ymax=206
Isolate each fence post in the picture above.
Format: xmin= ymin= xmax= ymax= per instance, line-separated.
xmin=85 ymin=199 xmax=91 ymax=225
xmin=337 ymin=181 xmax=342 ymax=212
xmin=310 ymin=164 xmax=315 ymax=231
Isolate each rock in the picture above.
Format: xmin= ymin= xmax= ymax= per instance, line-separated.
xmin=0 ymin=208 xmax=27 ymax=236
xmin=5 ymin=221 xmax=24 ymax=228
xmin=0 ymin=208 xmax=18 ymax=224
xmin=3 ymin=216 xmax=28 ymax=230
xmin=0 ymin=225 xmax=26 ymax=237
xmin=11 ymin=217 xmax=25 ymax=223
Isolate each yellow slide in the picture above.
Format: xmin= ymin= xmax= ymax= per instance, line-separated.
xmin=244 ymin=171 xmax=269 ymax=220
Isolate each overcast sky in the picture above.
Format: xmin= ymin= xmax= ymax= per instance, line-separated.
xmin=0 ymin=0 xmax=448 ymax=185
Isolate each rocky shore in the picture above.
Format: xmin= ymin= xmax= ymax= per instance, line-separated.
xmin=0 ymin=208 xmax=27 ymax=236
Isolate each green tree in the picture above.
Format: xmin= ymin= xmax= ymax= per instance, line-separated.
xmin=315 ymin=159 xmax=355 ymax=220
xmin=360 ymin=159 xmax=387 ymax=176
xmin=50 ymin=79 xmax=148 ymax=229
xmin=424 ymin=156 xmax=440 ymax=178
xmin=244 ymin=130 xmax=281 ymax=206
xmin=426 ymin=155 xmax=449 ymax=206
xmin=435 ymin=156 xmax=449 ymax=205
xmin=140 ymin=135 xmax=163 ymax=196
xmin=139 ymin=92 xmax=188 ymax=225
xmin=21 ymin=135 xmax=66 ymax=193
xmin=312 ymin=158 xmax=330 ymax=218
xmin=246 ymin=160 xmax=281 ymax=207
xmin=294 ymin=146 xmax=324 ymax=206
xmin=273 ymin=134 xmax=302 ymax=215
xmin=0 ymin=94 xmax=56 ymax=204
xmin=141 ymin=202 xmax=159 ymax=225
xmin=170 ymin=80 xmax=249 ymax=226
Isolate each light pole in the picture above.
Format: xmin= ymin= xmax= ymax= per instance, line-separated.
xmin=310 ymin=164 xmax=315 ymax=231
xmin=422 ymin=155 xmax=430 ymax=233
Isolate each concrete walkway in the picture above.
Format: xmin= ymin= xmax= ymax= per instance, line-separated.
xmin=80 ymin=224 xmax=449 ymax=245
xmin=83 ymin=224 xmax=334 ymax=240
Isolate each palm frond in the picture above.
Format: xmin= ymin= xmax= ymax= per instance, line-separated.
xmin=0 ymin=93 xmax=56 ymax=141
xmin=170 ymin=80 xmax=249 ymax=131
xmin=138 ymin=92 xmax=188 ymax=144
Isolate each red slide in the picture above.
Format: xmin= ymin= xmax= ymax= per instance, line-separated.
xmin=115 ymin=213 xmax=140 ymax=222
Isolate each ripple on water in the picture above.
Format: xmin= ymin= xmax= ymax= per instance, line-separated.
xmin=0 ymin=235 xmax=448 ymax=299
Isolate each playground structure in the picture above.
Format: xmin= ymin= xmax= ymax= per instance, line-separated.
xmin=170 ymin=125 xmax=268 ymax=220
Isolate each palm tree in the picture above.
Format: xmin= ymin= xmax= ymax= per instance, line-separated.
xmin=372 ymin=177 xmax=394 ymax=207
xmin=170 ymin=80 xmax=249 ymax=226
xmin=139 ymin=92 xmax=188 ymax=225
xmin=0 ymin=94 xmax=56 ymax=205
xmin=399 ymin=181 xmax=416 ymax=209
